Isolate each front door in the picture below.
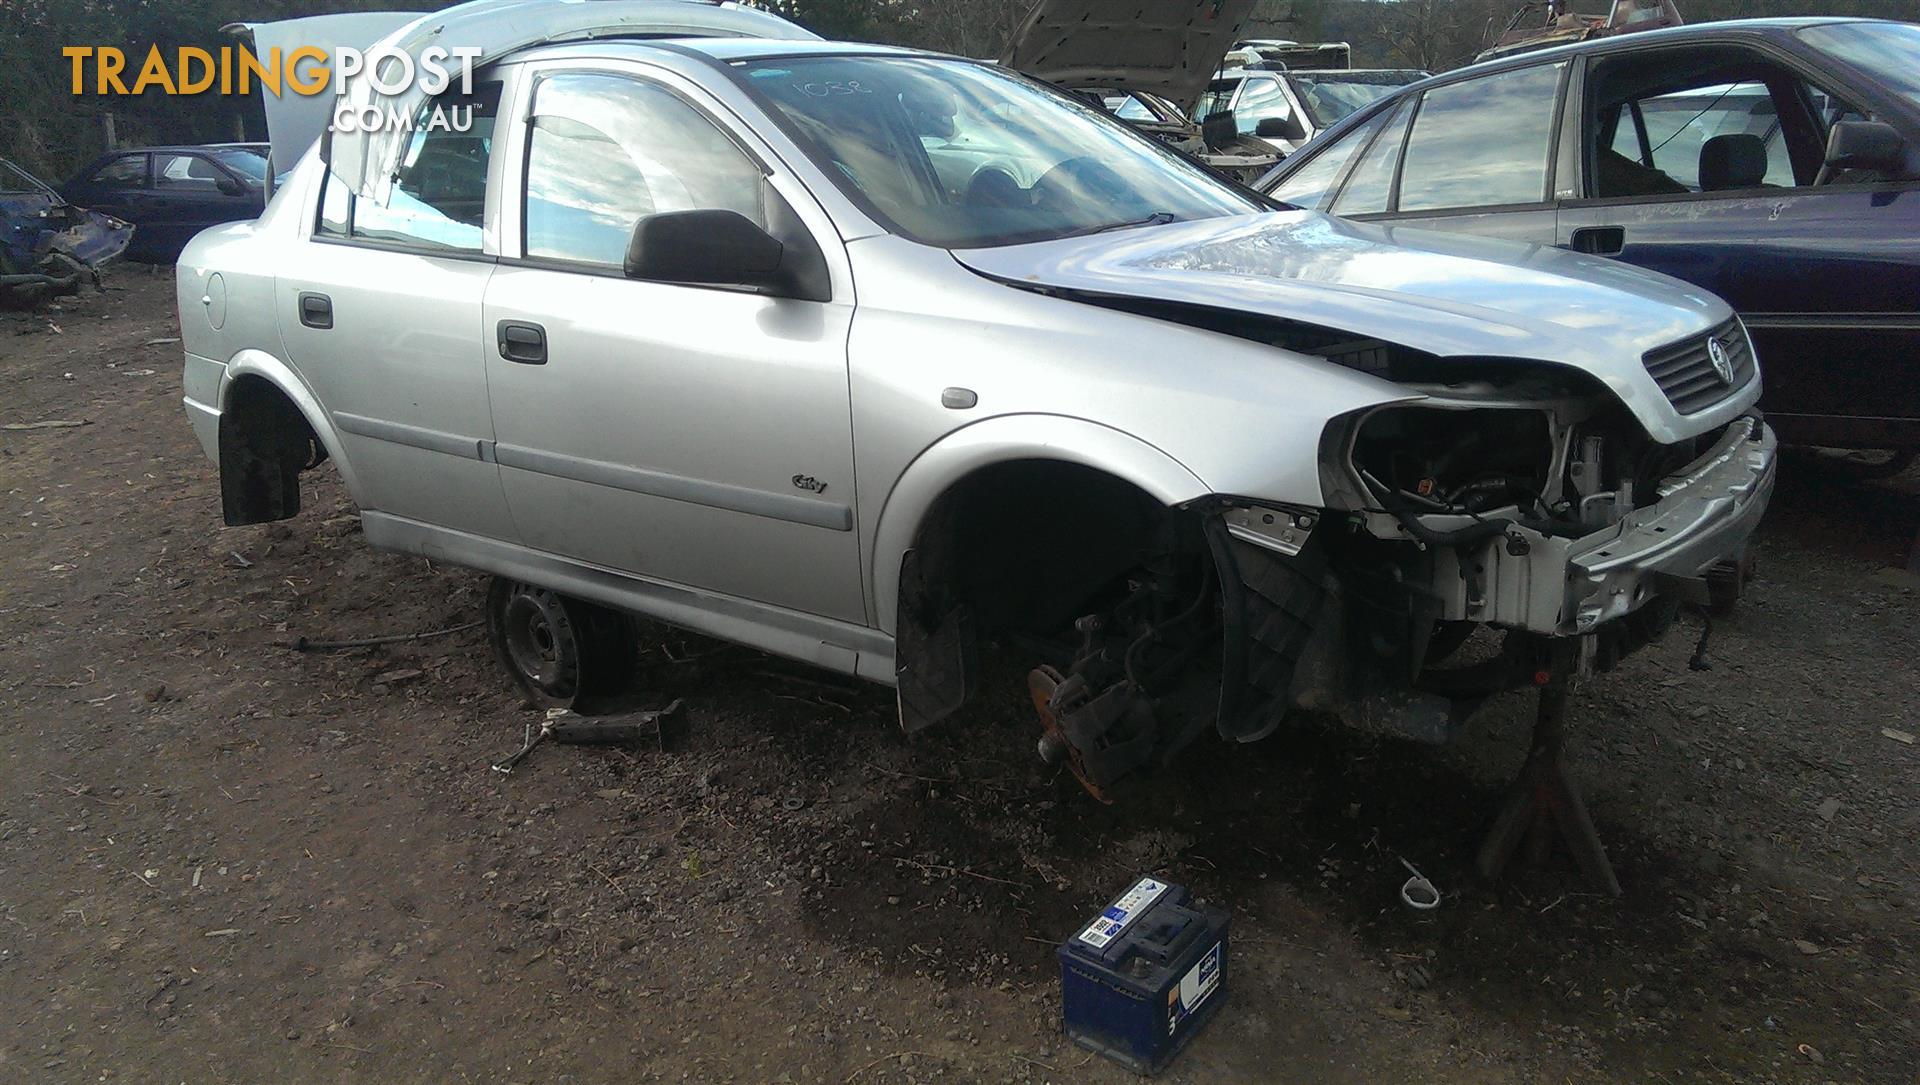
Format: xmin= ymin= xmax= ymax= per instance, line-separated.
xmin=1559 ymin=45 xmax=1920 ymax=444
xmin=481 ymin=67 xmax=864 ymax=623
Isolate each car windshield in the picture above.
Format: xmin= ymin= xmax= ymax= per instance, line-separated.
xmin=1799 ymin=21 xmax=1920 ymax=110
xmin=1287 ymin=72 xmax=1427 ymax=128
xmin=738 ymin=56 xmax=1262 ymax=249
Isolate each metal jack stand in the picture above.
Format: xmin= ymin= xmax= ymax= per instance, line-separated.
xmin=1475 ymin=639 xmax=1623 ymax=897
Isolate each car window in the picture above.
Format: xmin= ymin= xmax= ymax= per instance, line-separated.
xmin=741 ymin=56 xmax=1260 ymax=250
xmin=211 ymin=149 xmax=269 ymax=182
xmin=154 ymin=153 xmax=225 ymax=192
xmin=1194 ymin=79 xmax=1242 ymax=123
xmin=1590 ymin=58 xmax=1875 ymax=198
xmin=523 ymin=72 xmax=767 ymax=269
xmin=1104 ymin=93 xmax=1159 ymax=123
xmin=1398 ymin=63 xmax=1565 ymax=213
xmin=319 ymin=82 xmax=501 ymax=252
xmin=1612 ymin=84 xmax=1792 ymax=191
xmin=1332 ymin=100 xmax=1414 ymax=216
xmin=1234 ymin=77 xmax=1296 ymax=136
xmin=1288 ymin=72 xmax=1427 ymax=129
xmin=89 ymin=155 xmax=147 ymax=188
xmin=1799 ymin=22 xmax=1920 ymax=113
xmin=1267 ymin=109 xmax=1389 ymax=211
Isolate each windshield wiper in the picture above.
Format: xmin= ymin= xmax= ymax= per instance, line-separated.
xmin=1058 ymin=211 xmax=1178 ymax=240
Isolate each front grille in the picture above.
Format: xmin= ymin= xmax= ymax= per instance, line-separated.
xmin=1642 ymin=318 xmax=1756 ymax=415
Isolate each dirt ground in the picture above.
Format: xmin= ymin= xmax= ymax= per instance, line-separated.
xmin=1 ymin=271 xmax=1916 ymax=1085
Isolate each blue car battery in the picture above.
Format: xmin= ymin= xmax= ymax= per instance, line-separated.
xmin=1057 ymin=877 xmax=1229 ymax=1076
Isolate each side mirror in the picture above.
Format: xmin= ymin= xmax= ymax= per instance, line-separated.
xmin=216 ymin=175 xmax=247 ymax=197
xmin=626 ymin=209 xmax=785 ymax=290
xmin=1823 ymin=120 xmax=1907 ymax=176
xmin=1255 ymin=115 xmax=1307 ymax=142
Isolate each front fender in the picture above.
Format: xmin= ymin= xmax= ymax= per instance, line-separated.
xmin=869 ymin=413 xmax=1210 ymax=635
xmin=220 ymin=348 xmax=366 ymax=502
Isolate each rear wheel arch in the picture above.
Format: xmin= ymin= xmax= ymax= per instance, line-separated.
xmin=216 ymin=357 xmax=357 ymax=525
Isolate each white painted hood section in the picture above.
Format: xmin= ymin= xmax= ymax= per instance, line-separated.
xmin=1001 ymin=0 xmax=1256 ymax=112
xmin=955 ymin=212 xmax=1749 ymax=443
xmin=328 ymin=0 xmax=818 ymax=200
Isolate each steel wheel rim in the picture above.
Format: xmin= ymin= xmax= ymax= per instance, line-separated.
xmin=501 ymin=588 xmax=580 ymax=701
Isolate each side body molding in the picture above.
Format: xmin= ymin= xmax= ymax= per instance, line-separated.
xmin=220 ymin=348 xmax=366 ymax=502
xmin=868 ymin=413 xmax=1211 ymax=636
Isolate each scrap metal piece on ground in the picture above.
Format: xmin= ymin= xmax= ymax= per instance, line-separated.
xmin=491 ymin=701 xmax=685 ymax=775
xmin=1059 ymin=877 xmax=1229 ymax=1076
xmin=1475 ymin=641 xmax=1624 ymax=897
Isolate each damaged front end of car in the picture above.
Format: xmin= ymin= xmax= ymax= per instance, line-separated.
xmin=1 ymin=157 xmax=133 ymax=307
xmin=1022 ymin=336 xmax=1776 ymax=801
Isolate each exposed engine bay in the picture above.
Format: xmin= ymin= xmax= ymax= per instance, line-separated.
xmin=1014 ymin=361 xmax=1772 ymax=802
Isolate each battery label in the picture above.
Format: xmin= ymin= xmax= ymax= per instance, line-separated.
xmin=1167 ymin=942 xmax=1222 ymax=1034
xmin=1076 ymin=877 xmax=1169 ymax=949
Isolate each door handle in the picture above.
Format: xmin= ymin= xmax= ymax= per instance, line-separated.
xmin=1569 ymin=226 xmax=1626 ymax=257
xmin=497 ymin=321 xmax=547 ymax=365
xmin=298 ymin=292 xmax=333 ymax=330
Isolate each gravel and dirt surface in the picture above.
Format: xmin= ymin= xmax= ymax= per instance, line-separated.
xmin=2 ymin=271 xmax=1917 ymax=1084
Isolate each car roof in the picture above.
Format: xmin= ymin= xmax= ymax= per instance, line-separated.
xmin=514 ymin=36 xmax=938 ymax=66
xmin=1449 ymin=16 xmax=1881 ymax=79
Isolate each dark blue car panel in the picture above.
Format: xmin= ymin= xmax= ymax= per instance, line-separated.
xmin=1262 ymin=18 xmax=1920 ymax=449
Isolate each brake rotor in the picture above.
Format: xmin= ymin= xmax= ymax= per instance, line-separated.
xmin=1029 ymin=665 xmax=1114 ymax=805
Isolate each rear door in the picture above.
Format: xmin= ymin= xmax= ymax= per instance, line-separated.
xmin=1559 ymin=43 xmax=1920 ymax=443
xmin=276 ymin=80 xmax=515 ymax=541
xmin=480 ymin=63 xmax=864 ymax=624
xmin=1376 ymin=61 xmax=1570 ymax=243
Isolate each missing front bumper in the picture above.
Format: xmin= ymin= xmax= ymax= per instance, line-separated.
xmin=1424 ymin=416 xmax=1777 ymax=635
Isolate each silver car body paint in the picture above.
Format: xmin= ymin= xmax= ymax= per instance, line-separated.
xmin=952 ymin=213 xmax=1751 ymax=446
xmin=177 ymin=27 xmax=1770 ymax=689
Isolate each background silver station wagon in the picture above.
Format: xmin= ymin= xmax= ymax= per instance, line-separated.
xmin=179 ymin=0 xmax=1776 ymax=797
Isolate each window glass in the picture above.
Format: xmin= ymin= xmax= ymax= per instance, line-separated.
xmin=1288 ymin=71 xmax=1427 ymax=128
xmin=342 ymin=82 xmax=500 ymax=251
xmin=89 ymin=155 xmax=146 ymax=187
xmin=1332 ymin=100 xmax=1413 ymax=215
xmin=154 ymin=153 xmax=227 ymax=192
xmin=1592 ymin=65 xmax=1870 ymax=197
xmin=523 ymin=73 xmax=766 ymax=268
xmin=211 ymin=149 xmax=270 ymax=182
xmin=1267 ymin=110 xmax=1388 ymax=211
xmin=1398 ymin=63 xmax=1564 ymax=212
xmin=1630 ymin=84 xmax=1791 ymax=190
xmin=742 ymin=56 xmax=1260 ymax=249
xmin=1103 ymin=93 xmax=1158 ymax=122
xmin=1799 ymin=22 xmax=1920 ymax=112
xmin=1193 ymin=79 xmax=1241 ymax=123
xmin=1234 ymin=78 xmax=1295 ymax=136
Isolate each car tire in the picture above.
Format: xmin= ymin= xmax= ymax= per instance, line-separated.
xmin=485 ymin=577 xmax=635 ymax=712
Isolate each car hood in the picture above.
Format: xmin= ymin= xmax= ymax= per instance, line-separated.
xmin=1001 ymin=0 xmax=1256 ymax=112
xmin=954 ymin=212 xmax=1744 ymax=443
